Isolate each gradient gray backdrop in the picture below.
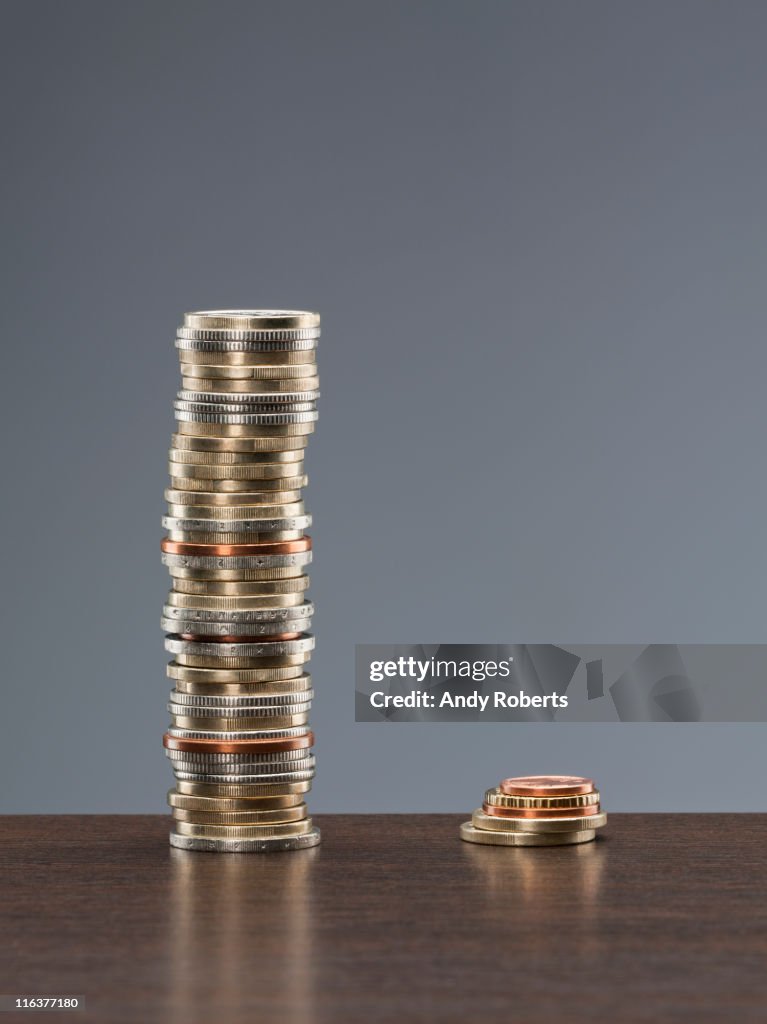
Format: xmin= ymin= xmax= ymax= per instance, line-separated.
xmin=2 ymin=0 xmax=766 ymax=812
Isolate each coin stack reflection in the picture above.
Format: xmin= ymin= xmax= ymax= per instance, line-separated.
xmin=162 ymin=310 xmax=321 ymax=853
xmin=460 ymin=775 xmax=607 ymax=846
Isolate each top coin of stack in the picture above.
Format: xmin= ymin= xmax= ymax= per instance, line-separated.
xmin=162 ymin=310 xmax=321 ymax=854
xmin=460 ymin=775 xmax=607 ymax=846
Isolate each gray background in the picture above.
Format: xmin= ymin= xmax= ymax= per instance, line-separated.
xmin=1 ymin=0 xmax=766 ymax=812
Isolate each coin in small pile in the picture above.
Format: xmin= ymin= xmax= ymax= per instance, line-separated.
xmin=460 ymin=775 xmax=607 ymax=846
xmin=162 ymin=310 xmax=321 ymax=853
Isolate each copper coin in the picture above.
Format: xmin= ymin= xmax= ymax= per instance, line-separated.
xmin=481 ymin=802 xmax=600 ymax=819
xmin=163 ymin=731 xmax=314 ymax=754
xmin=161 ymin=537 xmax=312 ymax=557
xmin=179 ymin=633 xmax=302 ymax=642
xmin=499 ymin=775 xmax=595 ymax=797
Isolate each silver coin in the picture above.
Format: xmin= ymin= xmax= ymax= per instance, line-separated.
xmin=166 ymin=748 xmax=314 ymax=765
xmin=164 ymin=635 xmax=315 ymax=657
xmin=175 ymin=337 xmax=318 ymax=353
xmin=174 ymin=409 xmax=318 ymax=425
xmin=169 ymin=689 xmax=314 ymax=708
xmin=162 ymin=601 xmax=313 ymax=623
xmin=177 ymin=327 xmax=320 ymax=343
xmin=175 ymin=398 xmax=316 ymax=414
xmin=169 ymin=757 xmax=316 ymax=774
xmin=178 ymin=390 xmax=320 ymax=405
xmin=161 ymin=551 xmax=312 ymax=571
xmin=167 ymin=724 xmax=311 ymax=740
xmin=168 ymin=701 xmax=312 ymax=718
xmin=162 ymin=514 xmax=312 ymax=532
xmin=170 ymin=764 xmax=314 ymax=778
xmin=161 ymin=617 xmax=312 ymax=638
xmin=169 ymin=827 xmax=321 ymax=853
xmin=171 ymin=767 xmax=315 ymax=784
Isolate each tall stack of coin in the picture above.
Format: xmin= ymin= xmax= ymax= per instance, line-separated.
xmin=162 ymin=310 xmax=321 ymax=853
xmin=460 ymin=775 xmax=606 ymax=846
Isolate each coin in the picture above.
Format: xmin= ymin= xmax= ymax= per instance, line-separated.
xmin=182 ymin=310 xmax=321 ymax=330
xmin=173 ymin=818 xmax=313 ymax=838
xmin=471 ymin=810 xmax=608 ymax=833
xmin=483 ymin=788 xmax=601 ymax=809
xmin=171 ymin=432 xmax=308 ymax=452
xmin=175 ymin=400 xmax=317 ymax=418
xmin=170 ymin=576 xmax=309 ymax=596
xmin=168 ymin=446 xmax=304 ymax=464
xmin=480 ymin=803 xmax=601 ymax=819
xmin=162 ymin=538 xmax=312 ymax=555
xmin=172 ymin=768 xmax=316 ymax=784
xmin=168 ymin=692 xmax=313 ymax=708
xmin=165 ymin=500 xmax=305 ymax=518
xmin=169 ymin=478 xmax=307 ymax=495
xmin=167 ymin=790 xmax=306 ymax=809
xmin=163 ymin=599 xmax=313 ymax=620
xmin=180 ymin=362 xmax=318 ymax=379
xmin=459 ymin=823 xmax=597 ymax=847
xmin=172 ymin=679 xmax=312 ymax=697
xmin=171 ymin=714 xmax=310 ymax=731
xmin=499 ymin=776 xmax=596 ymax=797
xmin=178 ymin=389 xmax=320 ymax=405
xmin=169 ymin=689 xmax=314 ymax=707
xmin=163 ymin=731 xmax=314 ymax=753
xmin=167 ymin=663 xmax=309 ymax=683
xmin=174 ymin=779 xmax=311 ymax=798
xmin=177 ymin=419 xmax=315 ymax=435
xmin=166 ymin=591 xmax=305 ymax=609
xmin=177 ymin=349 xmax=317 ymax=366
xmin=181 ymin=376 xmax=319 ymax=393
xmin=168 ymin=461 xmax=306 ymax=478
xmin=172 ymin=805 xmax=308 ymax=824
xmin=169 ymin=828 xmax=321 ymax=853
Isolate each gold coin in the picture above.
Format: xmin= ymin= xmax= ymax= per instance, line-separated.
xmin=171 ymin=432 xmax=307 ymax=453
xmin=182 ymin=310 xmax=320 ymax=330
xmin=173 ymin=680 xmax=311 ymax=697
xmin=168 ymin=460 xmax=306 ymax=479
xmin=459 ymin=823 xmax=597 ymax=846
xmin=171 ymin=804 xmax=308 ymax=824
xmin=173 ymin=818 xmax=312 ymax=838
xmin=166 ymin=501 xmax=305 ymax=519
xmin=181 ymin=376 xmax=320 ymax=394
xmin=175 ymin=779 xmax=311 ymax=798
xmin=169 ymin=447 xmax=304 ymax=465
xmin=470 ymin=810 xmax=608 ymax=833
xmin=178 ymin=349 xmax=316 ymax=366
xmin=171 ymin=577 xmax=309 ymax=596
xmin=169 ymin=478 xmax=306 ymax=495
xmin=169 ymin=479 xmax=305 ymax=495
xmin=166 ymin=488 xmax=304 ymax=506
xmin=172 ymin=652 xmax=310 ymax=669
xmin=177 ymin=421 xmax=315 ymax=437
xmin=168 ymin=790 xmax=305 ymax=810
xmin=483 ymin=788 xmax=601 ymax=809
xmin=170 ymin=712 xmax=310 ymax=730
xmin=167 ymin=591 xmax=305 ymax=609
xmin=167 ymin=663 xmax=308 ymax=683
xmin=166 ymin=567 xmax=310 ymax=582
xmin=180 ymin=362 xmax=318 ymax=380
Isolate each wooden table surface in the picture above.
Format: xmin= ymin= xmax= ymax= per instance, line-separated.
xmin=0 ymin=814 xmax=765 ymax=1023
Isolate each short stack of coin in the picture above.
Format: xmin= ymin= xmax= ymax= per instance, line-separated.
xmin=460 ymin=775 xmax=606 ymax=846
xmin=162 ymin=310 xmax=321 ymax=853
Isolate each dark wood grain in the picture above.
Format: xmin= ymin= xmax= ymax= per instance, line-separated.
xmin=0 ymin=815 xmax=765 ymax=1023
